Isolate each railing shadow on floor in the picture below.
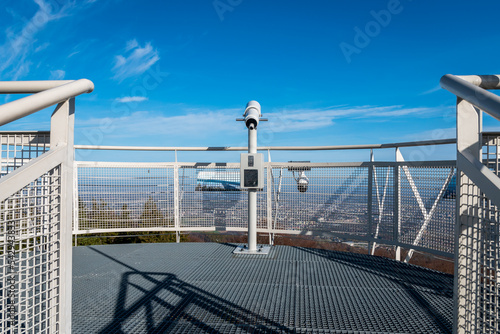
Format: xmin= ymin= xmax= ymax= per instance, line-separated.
xmin=80 ymin=243 xmax=454 ymax=333
xmin=295 ymin=246 xmax=453 ymax=333
xmin=87 ymin=246 xmax=294 ymax=334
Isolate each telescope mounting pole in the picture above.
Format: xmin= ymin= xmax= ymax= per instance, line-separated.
xmin=233 ymin=100 xmax=270 ymax=255
xmin=247 ymin=123 xmax=257 ymax=252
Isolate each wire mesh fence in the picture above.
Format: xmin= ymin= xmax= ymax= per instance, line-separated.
xmin=76 ymin=163 xmax=175 ymax=232
xmin=0 ymin=164 xmax=61 ymax=333
xmin=74 ymin=160 xmax=456 ymax=256
xmin=177 ymin=164 xmax=267 ymax=230
xmin=456 ymin=171 xmax=500 ymax=333
xmin=483 ymin=132 xmax=500 ymax=177
xmin=371 ymin=166 xmax=394 ymax=243
xmin=454 ymin=132 xmax=500 ymax=333
xmin=270 ymin=164 xmax=369 ymax=236
xmin=398 ymin=165 xmax=456 ymax=254
xmin=0 ymin=132 xmax=50 ymax=178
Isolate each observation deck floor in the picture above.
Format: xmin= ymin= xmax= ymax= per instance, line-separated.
xmin=72 ymin=243 xmax=453 ymax=333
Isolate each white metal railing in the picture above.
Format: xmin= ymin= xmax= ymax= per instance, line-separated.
xmin=74 ymin=137 xmax=455 ymax=152
xmin=73 ymin=142 xmax=457 ymax=260
xmin=0 ymin=80 xmax=93 ymax=333
xmin=441 ymin=74 xmax=500 ymax=334
xmin=0 ymin=131 xmax=50 ymax=177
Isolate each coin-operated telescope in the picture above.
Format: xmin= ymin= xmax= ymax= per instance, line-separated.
xmin=234 ymin=101 xmax=270 ymax=255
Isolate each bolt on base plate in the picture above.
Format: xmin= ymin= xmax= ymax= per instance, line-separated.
xmin=233 ymin=245 xmax=271 ymax=255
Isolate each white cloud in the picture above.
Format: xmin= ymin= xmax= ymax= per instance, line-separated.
xmin=49 ymin=69 xmax=65 ymax=80
xmin=421 ymin=85 xmax=443 ymax=95
xmin=34 ymin=42 xmax=50 ymax=53
xmin=400 ymin=127 xmax=456 ymax=142
xmin=485 ymin=125 xmax=500 ymax=130
xmin=10 ymin=61 xmax=32 ymax=81
xmin=77 ymin=108 xmax=240 ymax=140
xmin=1 ymin=1 xmax=63 ymax=78
xmin=125 ymin=39 xmax=139 ymax=51
xmin=112 ymin=40 xmax=160 ymax=81
xmin=0 ymin=0 xmax=84 ymax=80
xmin=75 ymin=105 xmax=445 ymax=144
xmin=115 ymin=96 xmax=148 ymax=103
xmin=67 ymin=39 xmax=98 ymax=59
xmin=263 ymin=105 xmax=441 ymax=133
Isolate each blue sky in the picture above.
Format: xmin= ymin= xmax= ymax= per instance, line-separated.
xmin=1 ymin=0 xmax=499 ymax=162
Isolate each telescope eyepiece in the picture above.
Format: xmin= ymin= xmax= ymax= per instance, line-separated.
xmin=243 ymin=101 xmax=261 ymax=129
xmin=246 ymin=118 xmax=257 ymax=130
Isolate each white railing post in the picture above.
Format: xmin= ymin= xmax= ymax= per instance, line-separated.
xmin=455 ymin=97 xmax=482 ymax=334
xmin=73 ymin=163 xmax=79 ymax=246
xmin=266 ymin=160 xmax=273 ymax=245
xmin=174 ymin=163 xmax=180 ymax=243
xmin=367 ymin=151 xmax=374 ymax=255
xmin=50 ymin=98 xmax=75 ymax=333
xmin=394 ymin=148 xmax=403 ymax=261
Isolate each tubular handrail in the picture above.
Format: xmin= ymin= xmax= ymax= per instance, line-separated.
xmin=0 ymin=80 xmax=76 ymax=93
xmin=457 ymin=74 xmax=500 ymax=90
xmin=74 ymin=138 xmax=456 ymax=152
xmin=440 ymin=74 xmax=500 ymax=121
xmin=0 ymin=79 xmax=94 ymax=126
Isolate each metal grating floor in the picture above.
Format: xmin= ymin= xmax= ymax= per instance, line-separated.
xmin=72 ymin=243 xmax=453 ymax=333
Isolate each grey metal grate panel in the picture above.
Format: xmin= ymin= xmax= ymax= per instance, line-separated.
xmin=72 ymin=243 xmax=453 ymax=333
